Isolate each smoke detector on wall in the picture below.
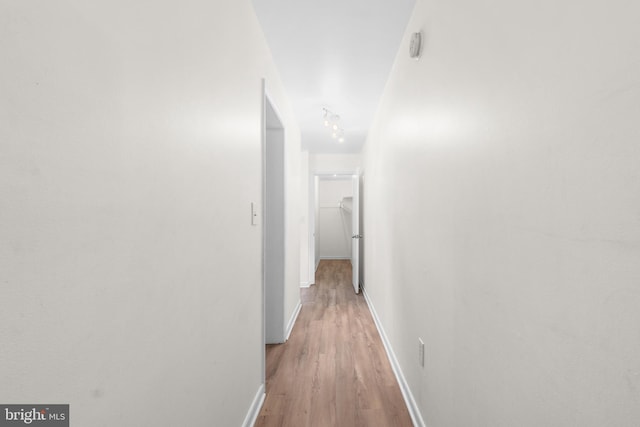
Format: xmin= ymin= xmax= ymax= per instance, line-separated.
xmin=409 ymin=32 xmax=422 ymax=60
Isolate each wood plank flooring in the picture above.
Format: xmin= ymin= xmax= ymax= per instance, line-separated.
xmin=255 ymin=260 xmax=413 ymax=427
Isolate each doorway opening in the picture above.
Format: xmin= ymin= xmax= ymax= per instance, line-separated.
xmin=309 ymin=171 xmax=361 ymax=293
xmin=262 ymin=88 xmax=286 ymax=379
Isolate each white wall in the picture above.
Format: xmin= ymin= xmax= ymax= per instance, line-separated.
xmin=299 ymin=151 xmax=310 ymax=287
xmin=310 ymin=153 xmax=361 ymax=174
xmin=363 ymin=0 xmax=640 ymax=426
xmin=318 ymin=179 xmax=353 ymax=259
xmin=0 ymin=1 xmax=300 ymax=426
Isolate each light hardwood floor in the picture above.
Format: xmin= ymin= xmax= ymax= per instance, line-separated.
xmin=255 ymin=260 xmax=413 ymax=427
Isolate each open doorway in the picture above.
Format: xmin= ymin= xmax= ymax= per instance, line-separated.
xmin=309 ymin=171 xmax=361 ymax=293
xmin=263 ymin=88 xmax=286 ymax=359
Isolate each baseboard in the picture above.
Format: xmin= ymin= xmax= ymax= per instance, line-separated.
xmin=319 ymin=256 xmax=351 ymax=260
xmin=285 ymin=300 xmax=302 ymax=341
xmin=300 ymin=281 xmax=311 ymax=288
xmin=241 ymin=383 xmax=265 ymax=427
xmin=363 ymin=288 xmax=426 ymax=427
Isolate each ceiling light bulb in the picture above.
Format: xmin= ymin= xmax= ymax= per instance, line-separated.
xmin=338 ymin=136 xmax=345 ymax=143
xmin=332 ymin=124 xmax=338 ymax=130
xmin=324 ymin=120 xmax=329 ymax=127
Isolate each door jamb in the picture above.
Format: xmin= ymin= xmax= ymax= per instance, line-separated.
xmin=261 ymin=80 xmax=287 ymax=386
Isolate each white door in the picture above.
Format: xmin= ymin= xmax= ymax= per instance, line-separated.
xmin=351 ymin=174 xmax=360 ymax=293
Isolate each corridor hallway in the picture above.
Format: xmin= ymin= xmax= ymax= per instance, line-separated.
xmin=255 ymin=260 xmax=413 ymax=427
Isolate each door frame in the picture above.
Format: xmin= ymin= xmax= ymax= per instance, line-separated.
xmin=261 ymin=80 xmax=287 ymax=385
xmin=308 ymin=168 xmax=360 ymax=285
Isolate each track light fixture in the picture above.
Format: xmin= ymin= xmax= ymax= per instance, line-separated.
xmin=322 ymin=108 xmax=345 ymax=143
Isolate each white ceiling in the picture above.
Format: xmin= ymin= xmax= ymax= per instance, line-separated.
xmin=252 ymin=0 xmax=416 ymax=154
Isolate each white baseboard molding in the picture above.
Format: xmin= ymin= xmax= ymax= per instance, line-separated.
xmin=300 ymin=281 xmax=311 ymax=288
xmin=285 ymin=300 xmax=302 ymax=341
xmin=241 ymin=383 xmax=265 ymax=427
xmin=363 ymin=288 xmax=426 ymax=427
xmin=319 ymin=256 xmax=351 ymax=260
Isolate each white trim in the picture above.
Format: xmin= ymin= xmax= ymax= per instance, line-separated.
xmin=300 ymin=281 xmax=310 ymax=288
xmin=263 ymin=83 xmax=288 ymax=346
xmin=260 ymin=79 xmax=266 ymax=386
xmin=285 ymin=300 xmax=302 ymax=341
xmin=319 ymin=256 xmax=351 ymax=260
xmin=363 ymin=288 xmax=427 ymax=427
xmin=241 ymin=383 xmax=265 ymax=427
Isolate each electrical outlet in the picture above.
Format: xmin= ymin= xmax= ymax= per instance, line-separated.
xmin=418 ymin=338 xmax=425 ymax=367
